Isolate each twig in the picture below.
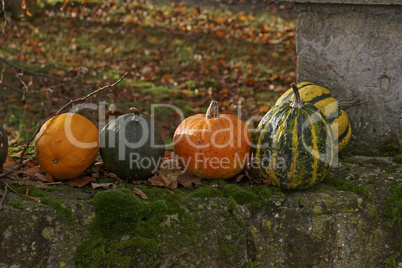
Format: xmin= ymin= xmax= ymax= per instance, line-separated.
xmin=0 ymin=0 xmax=9 ymax=34
xmin=0 ymin=71 xmax=128 ymax=207
xmin=338 ymin=98 xmax=364 ymax=110
xmin=0 ymin=154 xmax=36 ymax=179
xmin=0 ymin=154 xmax=36 ymax=209
xmin=0 ymin=81 xmax=45 ymax=94
xmin=56 ymin=71 xmax=128 ymax=114
xmin=0 ymin=56 xmax=86 ymax=82
xmin=0 ymin=183 xmax=7 ymax=209
xmin=18 ymin=71 xmax=128 ymax=164
xmin=5 ymin=183 xmax=41 ymax=203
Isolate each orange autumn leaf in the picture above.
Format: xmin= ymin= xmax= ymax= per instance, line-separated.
xmin=238 ymin=14 xmax=246 ymax=21
xmin=61 ymin=0 xmax=68 ymax=11
xmin=21 ymin=0 xmax=27 ymax=9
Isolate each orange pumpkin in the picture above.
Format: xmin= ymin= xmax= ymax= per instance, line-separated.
xmin=173 ymin=101 xmax=251 ymax=179
xmin=35 ymin=113 xmax=99 ymax=180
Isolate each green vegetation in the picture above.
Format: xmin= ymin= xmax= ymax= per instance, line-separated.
xmin=322 ymin=176 xmax=370 ymax=198
xmin=220 ymin=244 xmax=231 ymax=263
xmin=383 ymin=184 xmax=402 ymax=224
xmin=383 ymin=249 xmax=400 ymax=268
xmin=8 ymin=201 xmax=22 ymax=209
xmin=74 ymin=179 xmax=277 ymax=266
xmin=1 ymin=0 xmax=297 ymax=144
xmin=353 ymin=144 xmax=401 ymax=157
xmin=393 ymin=154 xmax=402 ymax=164
xmin=41 ymin=197 xmax=74 ymax=220
xmin=190 ymin=186 xmax=223 ymax=198
xmin=75 ymin=187 xmax=212 ymax=267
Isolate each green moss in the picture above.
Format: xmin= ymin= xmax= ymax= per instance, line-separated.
xmin=232 ymin=214 xmax=245 ymax=228
xmin=383 ymin=184 xmax=402 ymax=224
xmin=8 ymin=201 xmax=22 ymax=209
xmin=41 ymin=197 xmax=74 ymax=220
xmin=227 ymin=198 xmax=237 ymax=212
xmin=353 ymin=144 xmax=401 ymax=157
xmin=385 ymin=167 xmax=396 ymax=173
xmin=190 ymin=187 xmax=222 ymax=198
xmin=0 ymin=220 xmax=6 ymax=228
xmin=393 ymin=154 xmax=402 ymax=164
xmin=256 ymin=185 xmax=272 ymax=200
xmin=220 ymin=244 xmax=230 ymax=263
xmin=247 ymin=261 xmax=257 ymax=268
xmin=76 ymin=196 xmax=84 ymax=200
xmin=353 ymin=149 xmax=380 ymax=157
xmin=380 ymin=144 xmax=401 ymax=155
xmin=350 ymin=173 xmax=360 ymax=180
xmin=28 ymin=187 xmax=47 ymax=197
xmin=295 ymin=196 xmax=303 ymax=208
xmin=46 ymin=186 xmax=58 ymax=192
xmin=223 ymin=184 xmax=271 ymax=211
xmin=222 ymin=220 xmax=233 ymax=228
xmin=322 ymin=176 xmax=370 ymax=198
xmin=383 ymin=249 xmax=400 ymax=268
xmin=342 ymin=158 xmax=356 ymax=164
xmin=76 ymin=187 xmax=212 ymax=266
xmin=269 ymin=186 xmax=285 ymax=197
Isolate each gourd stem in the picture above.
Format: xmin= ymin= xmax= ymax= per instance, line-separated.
xmin=206 ymin=101 xmax=220 ymax=119
xmin=290 ymin=83 xmax=304 ymax=109
xmin=129 ymin=107 xmax=141 ymax=121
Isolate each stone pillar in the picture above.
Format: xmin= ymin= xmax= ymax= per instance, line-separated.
xmin=279 ymin=0 xmax=402 ymax=150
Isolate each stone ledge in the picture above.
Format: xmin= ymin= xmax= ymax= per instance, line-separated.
xmin=0 ymin=156 xmax=401 ymax=267
xmin=278 ymin=0 xmax=401 ymax=5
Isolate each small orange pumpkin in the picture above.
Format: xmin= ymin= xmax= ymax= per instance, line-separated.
xmin=35 ymin=113 xmax=99 ymax=180
xmin=173 ymin=101 xmax=251 ymax=179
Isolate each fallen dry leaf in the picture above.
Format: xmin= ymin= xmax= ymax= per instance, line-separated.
xmin=132 ymin=187 xmax=148 ymax=200
xmin=104 ymin=172 xmax=123 ymax=182
xmin=46 ymin=173 xmax=54 ymax=183
xmin=177 ymin=173 xmax=202 ymax=188
xmin=91 ymin=182 xmax=117 ymax=190
xmin=148 ymin=174 xmax=177 ymax=189
xmin=2 ymin=177 xmax=49 ymax=189
xmin=22 ymin=166 xmax=42 ymax=177
xmin=158 ymin=169 xmax=182 ymax=187
xmin=262 ymin=179 xmax=272 ymax=186
xmin=34 ymin=173 xmax=48 ymax=182
xmin=68 ymin=176 xmax=97 ymax=188
xmin=3 ymin=156 xmax=18 ymax=171
xmin=148 ymin=174 xmax=167 ymax=187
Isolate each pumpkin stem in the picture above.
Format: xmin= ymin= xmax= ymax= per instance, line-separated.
xmin=129 ymin=107 xmax=141 ymax=121
xmin=206 ymin=101 xmax=220 ymax=119
xmin=290 ymin=83 xmax=304 ymax=109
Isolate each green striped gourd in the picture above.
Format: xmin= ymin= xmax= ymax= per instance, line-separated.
xmin=275 ymin=82 xmax=351 ymax=152
xmin=254 ymin=83 xmax=336 ymax=190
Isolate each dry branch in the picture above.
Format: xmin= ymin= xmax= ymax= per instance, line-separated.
xmin=0 ymin=71 xmax=128 ymax=209
xmin=0 ymin=56 xmax=87 ymax=82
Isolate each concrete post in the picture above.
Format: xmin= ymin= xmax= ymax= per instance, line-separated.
xmin=279 ymin=0 xmax=402 ymax=150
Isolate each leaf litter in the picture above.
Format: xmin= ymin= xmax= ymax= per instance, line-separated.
xmin=1 ymin=0 xmax=294 ymax=196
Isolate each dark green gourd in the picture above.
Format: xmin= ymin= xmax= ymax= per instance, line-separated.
xmin=0 ymin=126 xmax=8 ymax=166
xmin=99 ymin=108 xmax=165 ymax=180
